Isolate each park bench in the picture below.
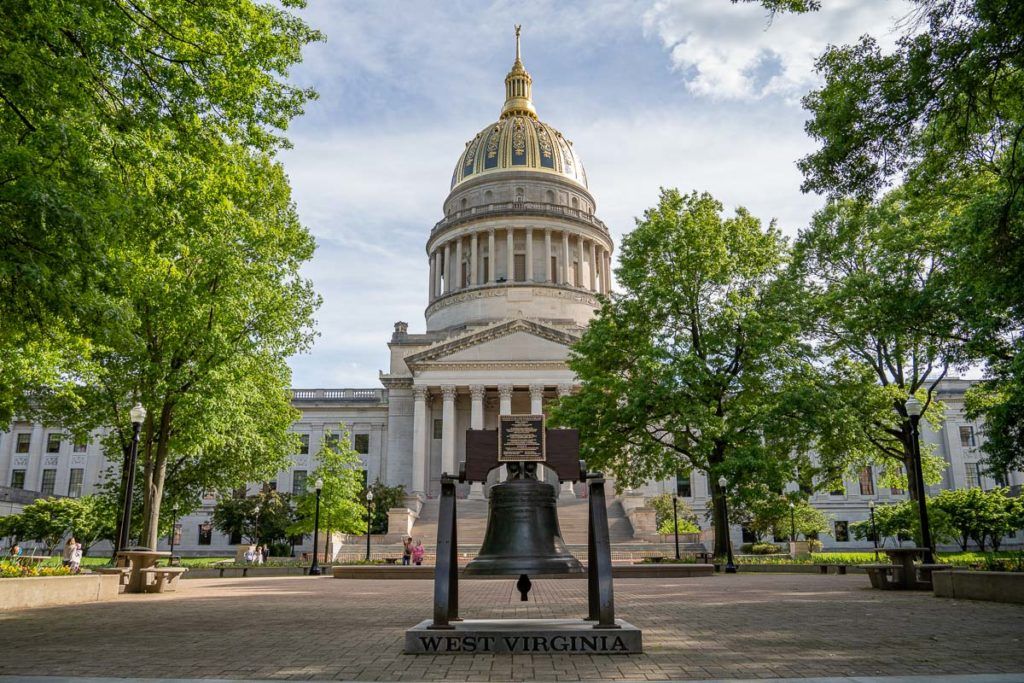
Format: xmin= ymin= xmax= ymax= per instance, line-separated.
xmin=865 ymin=563 xmax=904 ymax=589
xmin=95 ymin=566 xmax=132 ymax=589
xmin=815 ymin=564 xmax=848 ymax=575
xmin=140 ymin=566 xmax=188 ymax=593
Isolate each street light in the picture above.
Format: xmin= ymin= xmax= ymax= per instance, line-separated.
xmin=789 ymin=501 xmax=796 ymax=542
xmin=117 ymin=402 xmax=146 ymax=553
xmin=718 ymin=475 xmax=737 ymax=574
xmin=253 ymin=504 xmax=261 ymax=548
xmin=868 ymin=500 xmax=879 ymax=561
xmin=672 ymin=493 xmax=681 ymax=560
xmin=309 ymin=478 xmax=324 ymax=576
xmin=905 ymin=396 xmax=935 ymax=564
xmin=169 ymin=503 xmax=179 ymax=559
xmin=365 ymin=489 xmax=375 ymax=562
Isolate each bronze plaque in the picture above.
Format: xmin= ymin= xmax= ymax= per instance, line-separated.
xmin=498 ymin=414 xmax=546 ymax=462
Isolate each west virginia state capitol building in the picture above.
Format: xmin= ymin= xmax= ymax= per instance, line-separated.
xmin=2 ymin=38 xmax=1021 ymax=554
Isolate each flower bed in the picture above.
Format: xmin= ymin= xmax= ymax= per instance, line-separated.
xmin=0 ymin=559 xmax=72 ymax=578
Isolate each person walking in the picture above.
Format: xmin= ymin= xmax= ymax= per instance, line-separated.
xmin=411 ymin=539 xmax=425 ymax=566
xmin=402 ymin=536 xmax=412 ymax=566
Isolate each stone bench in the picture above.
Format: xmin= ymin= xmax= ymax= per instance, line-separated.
xmin=94 ymin=566 xmax=132 ymax=590
xmin=864 ymin=563 xmax=902 ymax=589
xmin=139 ymin=566 xmax=188 ymax=593
xmin=815 ymin=564 xmax=848 ymax=575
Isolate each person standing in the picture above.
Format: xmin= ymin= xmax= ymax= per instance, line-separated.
xmin=69 ymin=541 xmax=83 ymax=574
xmin=62 ymin=538 xmax=76 ymax=568
xmin=411 ymin=539 xmax=425 ymax=566
xmin=261 ymin=544 xmax=269 ymax=564
xmin=402 ymin=537 xmax=412 ymax=566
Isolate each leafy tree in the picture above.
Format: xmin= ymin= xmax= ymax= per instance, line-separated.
xmin=17 ymin=498 xmax=81 ymax=555
xmin=727 ymin=487 xmax=829 ymax=542
xmin=63 ymin=496 xmax=117 ymax=556
xmin=289 ymin=429 xmax=367 ymax=540
xmin=792 ymin=0 xmax=1024 ymax=473
xmin=212 ymin=489 xmax=295 ymax=546
xmin=646 ymin=494 xmax=700 ymax=535
xmin=851 ymin=499 xmax=954 ymax=548
xmin=932 ymin=487 xmax=1018 ymax=551
xmin=791 ymin=192 xmax=955 ymax=498
xmin=366 ymin=480 xmax=407 ymax=535
xmin=552 ymin=189 xmax=851 ymax=557
xmin=0 ymin=0 xmax=322 ymax=426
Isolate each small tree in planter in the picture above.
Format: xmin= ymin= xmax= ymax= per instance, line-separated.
xmin=647 ymin=494 xmax=700 ymax=535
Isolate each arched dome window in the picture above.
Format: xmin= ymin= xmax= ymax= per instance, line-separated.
xmin=545 ymin=189 xmax=555 ymax=204
xmin=484 ymin=190 xmax=493 ymax=204
xmin=460 ymin=198 xmax=468 ymax=210
xmin=571 ymin=196 xmax=579 ymax=210
xmin=515 ymin=187 xmax=525 ymax=203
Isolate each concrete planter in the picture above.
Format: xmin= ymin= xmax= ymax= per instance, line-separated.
xmin=183 ymin=565 xmax=310 ymax=579
xmin=0 ymin=574 xmax=119 ymax=610
xmin=332 ymin=564 xmax=715 ymax=580
xmin=933 ymin=570 xmax=1024 ymax=604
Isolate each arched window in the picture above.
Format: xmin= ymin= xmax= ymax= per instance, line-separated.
xmin=460 ymin=197 xmax=467 ymax=210
xmin=545 ymin=189 xmax=555 ymax=204
xmin=571 ymin=196 xmax=579 ymax=210
xmin=484 ymin=190 xmax=493 ymax=204
xmin=515 ymin=187 xmax=525 ymax=203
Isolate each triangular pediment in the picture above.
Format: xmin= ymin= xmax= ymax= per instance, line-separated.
xmin=404 ymin=319 xmax=580 ymax=368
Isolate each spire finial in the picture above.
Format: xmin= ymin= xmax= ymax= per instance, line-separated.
xmin=501 ymin=24 xmax=536 ymax=119
xmin=514 ymin=24 xmax=522 ymax=62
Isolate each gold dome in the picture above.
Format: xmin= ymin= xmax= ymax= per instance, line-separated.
xmin=450 ymin=27 xmax=588 ymax=191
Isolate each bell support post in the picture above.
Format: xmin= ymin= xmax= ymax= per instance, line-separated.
xmin=587 ymin=472 xmax=618 ymax=628
xmin=429 ymin=473 xmax=460 ymax=629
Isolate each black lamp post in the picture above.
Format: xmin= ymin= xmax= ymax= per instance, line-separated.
xmin=868 ymin=500 xmax=879 ymax=561
xmin=117 ymin=403 xmax=146 ymax=553
xmin=718 ymin=475 xmax=737 ymax=573
xmin=309 ymin=478 xmax=323 ymax=575
xmin=169 ymin=503 xmax=179 ymax=558
xmin=789 ymin=501 xmax=796 ymax=542
xmin=672 ymin=493 xmax=681 ymax=560
xmin=365 ymin=489 xmax=375 ymax=562
xmin=253 ymin=504 xmax=261 ymax=548
xmin=906 ymin=396 xmax=935 ymax=564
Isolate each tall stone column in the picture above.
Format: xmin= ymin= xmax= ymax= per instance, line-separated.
xmin=443 ymin=242 xmax=452 ymax=294
xmin=440 ymin=385 xmax=457 ymax=477
xmin=497 ymin=384 xmax=513 ymax=483
xmin=506 ymin=228 xmax=515 ymax=281
xmin=470 ymin=232 xmax=478 ymax=286
xmin=604 ymin=250 xmax=612 ymax=293
xmin=412 ymin=386 xmax=428 ymax=495
xmin=529 ymin=384 xmax=544 ymax=415
xmin=488 ymin=230 xmax=496 ymax=283
xmin=557 ymin=384 xmax=576 ymax=497
xmin=434 ymin=250 xmax=443 ymax=299
xmin=455 ymin=238 xmax=463 ymax=290
xmin=589 ymin=240 xmax=597 ymax=291
xmin=428 ymin=252 xmax=436 ymax=302
xmin=544 ymin=229 xmax=552 ymax=282
xmin=525 ymin=228 xmax=534 ymax=282
xmin=561 ymin=231 xmax=570 ymax=285
xmin=468 ymin=385 xmax=486 ymax=500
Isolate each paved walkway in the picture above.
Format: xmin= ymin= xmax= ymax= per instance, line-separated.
xmin=0 ymin=574 xmax=1022 ymax=681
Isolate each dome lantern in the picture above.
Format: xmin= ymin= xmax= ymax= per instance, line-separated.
xmin=501 ymin=25 xmax=537 ymax=120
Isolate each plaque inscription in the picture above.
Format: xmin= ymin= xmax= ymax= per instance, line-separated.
xmin=498 ymin=414 xmax=546 ymax=462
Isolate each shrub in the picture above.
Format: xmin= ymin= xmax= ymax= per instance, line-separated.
xmin=0 ymin=560 xmax=73 ymax=578
xmin=741 ymin=542 xmax=783 ymax=554
xmin=268 ymin=541 xmax=292 ymax=557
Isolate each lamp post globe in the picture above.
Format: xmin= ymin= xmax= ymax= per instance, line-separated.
xmin=117 ymin=403 xmax=146 ymax=554
xmin=905 ymin=396 xmax=934 ymax=563
xmin=365 ymin=489 xmax=375 ymax=562
xmin=717 ymin=476 xmax=737 ymax=574
xmin=672 ymin=493 xmax=680 ymax=560
xmin=309 ymin=478 xmax=324 ymax=575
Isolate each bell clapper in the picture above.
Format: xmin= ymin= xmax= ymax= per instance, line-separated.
xmin=517 ymin=574 xmax=532 ymax=602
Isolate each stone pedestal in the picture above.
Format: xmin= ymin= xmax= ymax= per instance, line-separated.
xmin=790 ymin=540 xmax=811 ymax=559
xmin=405 ymin=619 xmax=642 ymax=654
xmin=625 ymin=507 xmax=657 ymax=540
xmin=560 ymin=480 xmax=576 ymax=498
xmin=468 ymin=482 xmax=486 ymax=500
xmin=388 ymin=507 xmax=416 ymax=539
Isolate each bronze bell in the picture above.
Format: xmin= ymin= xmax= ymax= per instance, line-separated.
xmin=464 ymin=477 xmax=585 ymax=576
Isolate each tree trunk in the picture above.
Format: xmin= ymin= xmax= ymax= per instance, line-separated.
xmin=902 ymin=421 xmax=921 ymax=501
xmin=141 ymin=402 xmax=173 ymax=549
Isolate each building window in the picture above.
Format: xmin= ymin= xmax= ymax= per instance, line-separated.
xmin=323 ymin=433 xmax=339 ymax=450
xmin=15 ymin=434 xmax=30 ymax=453
xmin=73 ymin=440 xmax=87 ymax=453
xmin=482 ymin=256 xmax=490 ymax=283
xmin=858 ymin=467 xmax=874 ymax=496
xmin=514 ymin=254 xmax=526 ymax=282
xmin=292 ymin=470 xmax=308 ymax=496
xmin=965 ymin=462 xmax=982 ymax=489
xmin=230 ymin=530 xmax=242 ymax=545
xmin=676 ymin=470 xmax=692 ymax=498
xmin=298 ymin=434 xmax=310 ymax=455
xmin=959 ymin=425 xmax=976 ymax=448
xmin=433 ymin=419 xmax=443 ymax=440
xmin=264 ymin=480 xmax=277 ymax=492
xmin=46 ymin=433 xmax=62 ymax=453
xmin=830 ymin=484 xmax=845 ymax=496
xmin=354 ymin=433 xmax=369 ymax=455
xmin=834 ymin=521 xmax=849 ymax=542
xmin=10 ymin=470 xmax=26 ymax=489
xmin=41 ymin=469 xmax=57 ymax=496
xmin=198 ymin=523 xmax=213 ymax=545
xmin=68 ymin=469 xmax=84 ymax=498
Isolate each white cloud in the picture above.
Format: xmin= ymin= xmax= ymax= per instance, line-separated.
xmin=642 ymin=0 xmax=913 ymax=101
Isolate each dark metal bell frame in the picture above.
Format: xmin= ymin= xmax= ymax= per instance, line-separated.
xmin=464 ymin=478 xmax=584 ymax=576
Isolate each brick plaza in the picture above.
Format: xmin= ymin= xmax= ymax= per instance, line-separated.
xmin=1 ymin=574 xmax=1023 ymax=681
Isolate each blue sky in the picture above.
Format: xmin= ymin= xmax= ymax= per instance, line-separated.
xmin=279 ymin=0 xmax=913 ymax=388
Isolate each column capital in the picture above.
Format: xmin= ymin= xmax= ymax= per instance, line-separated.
xmin=469 ymin=385 xmax=486 ymax=401
xmin=529 ymin=384 xmax=545 ymax=400
xmin=412 ymin=385 xmax=429 ymax=401
xmin=441 ymin=385 xmax=458 ymax=401
xmin=497 ymin=384 xmax=514 ymax=400
xmin=557 ymin=384 xmax=574 ymax=397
